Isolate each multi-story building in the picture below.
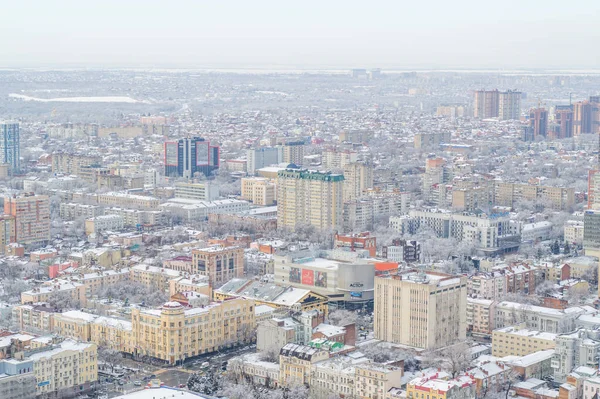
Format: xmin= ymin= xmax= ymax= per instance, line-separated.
xmin=406 ymin=373 xmax=476 ymax=399
xmin=0 ymin=214 xmax=15 ymax=254
xmin=103 ymin=207 xmax=164 ymax=227
xmin=277 ymin=169 xmax=344 ymax=230
xmin=278 ymin=344 xmax=329 ymax=387
xmin=354 ymin=363 xmax=404 ymax=399
xmin=54 ymin=310 xmax=99 ymax=342
xmin=374 ymin=271 xmax=467 ymax=349
xmin=498 ymin=90 xmax=522 ymax=120
xmin=241 ymin=177 xmax=276 ymax=206
xmin=0 ymin=122 xmax=20 ymax=173
xmin=382 ymin=239 xmax=420 ymax=263
xmin=573 ymin=96 xmax=600 ymax=135
xmin=553 ymin=329 xmax=600 ymax=383
xmin=338 ymin=129 xmax=372 ymax=143
xmin=584 ymin=209 xmax=600 ymax=258
xmin=192 ymin=245 xmax=244 ymax=287
xmin=553 ymin=105 xmax=574 ymax=139
xmin=273 ymin=252 xmax=375 ymax=307
xmin=21 ymin=280 xmax=87 ymax=307
xmin=588 ymin=169 xmax=600 ymax=209
xmin=467 ymin=298 xmax=496 ymax=337
xmin=342 ymin=162 xmax=373 ymax=202
xmin=492 ymin=325 xmax=557 ymax=357
xmin=130 ymin=299 xmax=255 ymax=364
xmin=96 ymin=192 xmax=160 ymax=209
xmin=0 ymin=358 xmax=36 ymax=399
xmin=529 ymin=107 xmax=549 ymax=138
xmin=51 ymin=152 xmax=101 ymax=176
xmin=390 ymin=209 xmax=520 ymax=255
xmin=12 ymin=303 xmax=58 ymax=333
xmin=414 ymin=132 xmax=451 ymax=150
xmin=159 ymin=198 xmax=250 ymax=221
xmin=474 ymin=90 xmax=500 ymax=119
xmin=564 ymin=220 xmax=585 ymax=244
xmin=322 ymin=149 xmax=358 ymax=169
xmin=343 ymin=191 xmax=410 ymax=231
xmin=164 ymin=137 xmax=220 ymax=178
xmin=452 ymin=185 xmax=492 ymax=211
xmin=494 ymin=301 xmax=586 ymax=333
xmin=4 ymin=194 xmax=50 ymax=246
xmin=84 ymin=214 xmax=124 ymax=235
xmin=279 ymin=141 xmax=304 ymax=165
xmin=130 ymin=264 xmax=182 ymax=291
xmin=59 ymin=203 xmax=104 ymax=221
xmin=174 ymin=182 xmax=219 ymax=201
xmin=494 ymin=181 xmax=575 ymax=211
xmin=27 ymin=339 xmax=97 ymax=398
xmin=246 ymin=147 xmax=281 ymax=174
xmin=334 ymin=232 xmax=377 ymax=257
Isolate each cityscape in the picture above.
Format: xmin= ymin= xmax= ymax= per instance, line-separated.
xmin=2 ymin=2 xmax=600 ymax=399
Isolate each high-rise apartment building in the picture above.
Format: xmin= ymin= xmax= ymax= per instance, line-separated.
xmin=473 ymin=90 xmax=499 ymax=119
xmin=4 ymin=194 xmax=50 ymax=246
xmin=277 ymin=169 xmax=344 ymax=230
xmin=279 ymin=141 xmax=305 ymax=165
xmin=553 ymin=105 xmax=574 ymax=139
xmin=0 ymin=122 xmax=20 ymax=173
xmin=246 ymin=147 xmax=281 ymax=174
xmin=573 ymin=97 xmax=600 ymax=135
xmin=474 ymin=90 xmax=521 ymax=120
xmin=498 ymin=90 xmax=522 ymax=120
xmin=529 ymin=108 xmax=548 ymax=138
xmin=241 ymin=177 xmax=276 ymax=206
xmin=0 ymin=214 xmax=15 ymax=254
xmin=322 ymin=149 xmax=358 ymax=169
xmin=374 ymin=271 xmax=467 ymax=349
xmin=192 ymin=245 xmax=244 ymax=287
xmin=583 ymin=209 xmax=600 ymax=259
xmin=342 ymin=162 xmax=373 ymax=202
xmin=414 ymin=132 xmax=451 ymax=150
xmin=164 ymin=137 xmax=220 ymax=178
xmin=51 ymin=152 xmax=101 ymax=176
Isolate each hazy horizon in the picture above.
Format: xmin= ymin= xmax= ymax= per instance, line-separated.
xmin=3 ymin=0 xmax=600 ymax=69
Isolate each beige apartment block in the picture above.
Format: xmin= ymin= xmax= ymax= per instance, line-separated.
xmin=192 ymin=245 xmax=244 ymax=287
xmin=492 ymin=325 xmax=557 ymax=357
xmin=343 ymin=162 xmax=373 ymax=202
xmin=277 ymin=169 xmax=344 ymax=230
xmin=374 ymin=271 xmax=467 ymax=349
xmin=241 ymin=177 xmax=276 ymax=206
xmin=29 ymin=339 xmax=97 ymax=397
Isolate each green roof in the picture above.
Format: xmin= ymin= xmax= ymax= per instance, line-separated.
xmin=278 ymin=169 xmax=344 ymax=182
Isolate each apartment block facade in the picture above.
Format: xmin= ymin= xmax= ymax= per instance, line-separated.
xmin=374 ymin=271 xmax=467 ymax=349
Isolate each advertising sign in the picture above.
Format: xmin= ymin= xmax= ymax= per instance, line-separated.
xmin=350 ymin=292 xmax=363 ymax=298
xmin=196 ymin=141 xmax=210 ymax=166
xmin=289 ymin=267 xmax=301 ymax=283
xmin=301 ymin=269 xmax=314 ymax=285
xmin=315 ymin=271 xmax=327 ymax=288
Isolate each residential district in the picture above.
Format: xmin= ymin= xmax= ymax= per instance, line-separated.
xmin=2 ymin=69 xmax=600 ymax=399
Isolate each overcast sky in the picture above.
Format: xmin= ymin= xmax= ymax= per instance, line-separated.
xmin=2 ymin=0 xmax=599 ymax=69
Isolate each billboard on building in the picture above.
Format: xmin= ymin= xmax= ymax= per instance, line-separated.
xmin=196 ymin=141 xmax=210 ymax=166
xmin=165 ymin=142 xmax=178 ymax=166
xmin=289 ymin=267 xmax=301 ymax=283
xmin=301 ymin=269 xmax=314 ymax=285
xmin=315 ymin=271 xmax=327 ymax=288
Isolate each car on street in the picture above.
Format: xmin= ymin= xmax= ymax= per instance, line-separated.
xmin=134 ymin=381 xmax=142 ymax=386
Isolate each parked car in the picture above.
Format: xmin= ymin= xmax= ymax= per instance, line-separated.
xmin=134 ymin=381 xmax=142 ymax=386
